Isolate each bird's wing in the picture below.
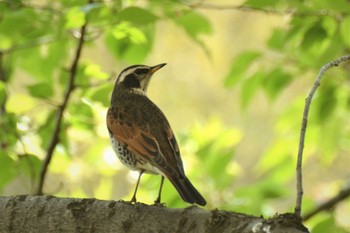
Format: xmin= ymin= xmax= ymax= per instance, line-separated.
xmin=107 ymin=104 xmax=184 ymax=175
xmin=107 ymin=106 xmax=159 ymax=159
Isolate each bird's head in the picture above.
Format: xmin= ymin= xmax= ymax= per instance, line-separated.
xmin=115 ymin=63 xmax=166 ymax=94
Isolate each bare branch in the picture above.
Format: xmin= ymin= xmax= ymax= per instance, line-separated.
xmin=0 ymin=195 xmax=309 ymax=233
xmin=302 ymin=185 xmax=350 ymax=221
xmin=294 ymin=54 xmax=350 ymax=217
xmin=36 ymin=3 xmax=92 ymax=195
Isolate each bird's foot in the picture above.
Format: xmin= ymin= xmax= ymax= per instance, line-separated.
xmin=125 ymin=196 xmax=137 ymax=204
xmin=153 ymin=199 xmax=166 ymax=207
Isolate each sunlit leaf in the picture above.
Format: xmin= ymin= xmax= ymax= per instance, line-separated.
xmin=68 ymin=102 xmax=94 ymax=130
xmin=340 ymin=16 xmax=350 ymax=47
xmin=0 ymin=8 xmax=38 ymax=42
xmin=27 ymin=82 xmax=53 ymax=99
xmin=301 ymin=22 xmax=327 ymax=51
xmin=0 ymin=123 xmax=17 ymax=153
xmin=65 ymin=7 xmax=86 ymax=29
xmin=224 ymin=51 xmax=261 ymax=88
xmin=0 ymin=35 xmax=12 ymax=50
xmin=267 ymin=28 xmax=286 ymax=50
xmin=263 ymin=68 xmax=292 ymax=100
xmin=6 ymin=94 xmax=36 ymax=114
xmin=310 ymin=0 xmax=350 ymax=12
xmin=0 ymin=152 xmax=16 ymax=190
xmin=122 ymin=42 xmax=153 ymax=64
xmin=118 ymin=7 xmax=158 ymax=25
xmin=105 ymin=23 xmax=153 ymax=63
xmin=111 ymin=22 xmax=147 ymax=44
xmin=173 ymin=11 xmax=212 ymax=43
xmin=241 ymin=71 xmax=264 ymax=108
xmin=87 ymin=84 xmax=113 ymax=107
xmin=84 ymin=63 xmax=109 ymax=80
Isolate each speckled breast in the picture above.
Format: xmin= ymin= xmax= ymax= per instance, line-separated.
xmin=109 ymin=134 xmax=137 ymax=170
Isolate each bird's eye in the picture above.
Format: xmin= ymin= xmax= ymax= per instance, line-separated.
xmin=134 ymin=68 xmax=149 ymax=75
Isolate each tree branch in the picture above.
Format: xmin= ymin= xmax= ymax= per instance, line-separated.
xmin=294 ymin=54 xmax=350 ymax=217
xmin=302 ymin=185 xmax=350 ymax=221
xmin=187 ymin=1 xmax=339 ymax=17
xmin=0 ymin=195 xmax=309 ymax=233
xmin=36 ymin=8 xmax=90 ymax=195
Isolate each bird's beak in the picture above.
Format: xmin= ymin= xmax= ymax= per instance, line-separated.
xmin=150 ymin=63 xmax=167 ymax=74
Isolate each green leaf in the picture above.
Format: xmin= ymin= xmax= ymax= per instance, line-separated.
xmin=111 ymin=22 xmax=147 ymax=44
xmin=105 ymin=23 xmax=154 ymax=63
xmin=65 ymin=7 xmax=86 ymax=29
xmin=0 ymin=113 xmax=18 ymax=149
xmin=27 ymin=82 xmax=53 ymax=99
xmin=0 ymin=8 xmax=38 ymax=42
xmin=173 ymin=11 xmax=212 ymax=41
xmin=45 ymin=40 xmax=69 ymax=75
xmin=224 ymin=51 xmax=261 ymax=87
xmin=312 ymin=216 xmax=348 ymax=233
xmin=68 ymin=102 xmax=94 ymax=130
xmin=87 ymin=84 xmax=113 ymax=107
xmin=0 ymin=34 xmax=12 ymax=50
xmin=311 ymin=0 xmax=350 ymax=13
xmin=84 ymin=63 xmax=109 ymax=80
xmin=301 ymin=22 xmax=327 ymax=52
xmin=0 ymin=152 xmax=16 ymax=190
xmin=75 ymin=64 xmax=91 ymax=87
xmin=0 ymin=81 xmax=6 ymax=106
xmin=315 ymin=83 xmax=337 ymax=123
xmin=241 ymin=71 xmax=264 ymax=108
xmin=118 ymin=7 xmax=158 ymax=25
xmin=263 ymin=68 xmax=292 ymax=100
xmin=122 ymin=42 xmax=153 ymax=64
xmin=267 ymin=28 xmax=286 ymax=50
xmin=17 ymin=40 xmax=68 ymax=82
xmin=340 ymin=16 xmax=350 ymax=47
xmin=17 ymin=154 xmax=41 ymax=181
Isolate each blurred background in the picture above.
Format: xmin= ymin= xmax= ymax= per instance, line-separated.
xmin=0 ymin=0 xmax=349 ymax=232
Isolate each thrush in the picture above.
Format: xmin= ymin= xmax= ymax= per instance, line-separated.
xmin=106 ymin=63 xmax=206 ymax=206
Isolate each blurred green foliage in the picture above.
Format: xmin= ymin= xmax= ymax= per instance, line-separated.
xmin=0 ymin=0 xmax=349 ymax=232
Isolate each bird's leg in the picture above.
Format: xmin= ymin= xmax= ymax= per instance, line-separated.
xmin=154 ymin=176 xmax=165 ymax=206
xmin=130 ymin=170 xmax=144 ymax=203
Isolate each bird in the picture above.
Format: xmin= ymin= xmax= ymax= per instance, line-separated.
xmin=106 ymin=63 xmax=206 ymax=206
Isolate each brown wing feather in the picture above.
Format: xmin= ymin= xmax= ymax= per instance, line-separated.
xmin=107 ymin=106 xmax=159 ymax=159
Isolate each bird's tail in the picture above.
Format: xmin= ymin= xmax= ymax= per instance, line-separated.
xmin=167 ymin=175 xmax=206 ymax=206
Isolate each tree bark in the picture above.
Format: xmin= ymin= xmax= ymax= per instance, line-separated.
xmin=0 ymin=195 xmax=309 ymax=233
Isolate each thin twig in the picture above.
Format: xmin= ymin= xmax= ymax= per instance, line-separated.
xmin=187 ymin=1 xmax=338 ymax=17
xmin=302 ymin=185 xmax=350 ymax=221
xmin=36 ymin=5 xmax=91 ymax=195
xmin=0 ymin=52 xmax=7 ymax=116
xmin=294 ymin=54 xmax=350 ymax=218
